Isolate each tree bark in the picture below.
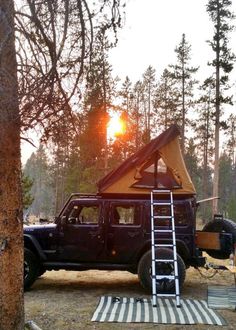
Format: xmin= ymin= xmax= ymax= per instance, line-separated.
xmin=202 ymin=101 xmax=210 ymax=222
xmin=181 ymin=62 xmax=185 ymax=153
xmin=0 ymin=1 xmax=24 ymax=330
xmin=212 ymin=1 xmax=220 ymax=215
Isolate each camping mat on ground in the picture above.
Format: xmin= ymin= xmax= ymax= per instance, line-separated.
xmin=208 ymin=286 xmax=236 ymax=310
xmin=91 ymin=296 xmax=227 ymax=325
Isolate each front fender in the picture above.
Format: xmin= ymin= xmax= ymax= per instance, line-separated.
xmin=24 ymin=234 xmax=47 ymax=260
xmin=137 ymin=239 xmax=191 ymax=264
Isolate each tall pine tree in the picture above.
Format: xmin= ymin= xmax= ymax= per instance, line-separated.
xmin=142 ymin=65 xmax=156 ymax=142
xmin=153 ymin=68 xmax=179 ymax=131
xmin=24 ymin=146 xmax=54 ymax=217
xmin=195 ymin=79 xmax=215 ymax=219
xmin=169 ymin=34 xmax=198 ymax=152
xmin=206 ymin=0 xmax=235 ymax=213
xmin=81 ymin=31 xmax=116 ymax=180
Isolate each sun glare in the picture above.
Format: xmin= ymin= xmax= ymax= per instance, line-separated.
xmin=107 ymin=113 xmax=125 ymax=139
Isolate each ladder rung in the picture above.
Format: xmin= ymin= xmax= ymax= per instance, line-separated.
xmin=155 ymin=259 xmax=174 ymax=262
xmin=155 ymin=293 xmax=176 ymax=297
xmin=152 ymin=202 xmax=172 ymax=206
xmin=154 ymin=244 xmax=174 ymax=247
xmin=152 ymin=190 xmax=171 ymax=193
xmin=153 ymin=215 xmax=172 ymax=219
xmin=154 ymin=229 xmax=173 ymax=233
xmin=155 ymin=275 xmax=175 ymax=280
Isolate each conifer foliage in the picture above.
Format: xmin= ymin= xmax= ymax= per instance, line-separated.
xmin=206 ymin=0 xmax=235 ymax=213
xmin=22 ymin=2 xmax=236 ymax=223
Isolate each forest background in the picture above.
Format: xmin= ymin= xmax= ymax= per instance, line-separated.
xmin=20 ymin=0 xmax=236 ymax=223
xmin=1 ymin=1 xmax=234 ymax=329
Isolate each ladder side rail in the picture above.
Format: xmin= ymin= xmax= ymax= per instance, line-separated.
xmin=150 ymin=191 xmax=157 ymax=306
xmin=151 ymin=190 xmax=181 ymax=308
xmin=170 ymin=191 xmax=181 ymax=306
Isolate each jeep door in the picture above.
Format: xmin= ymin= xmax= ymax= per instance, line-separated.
xmin=58 ymin=200 xmax=105 ymax=261
xmin=107 ymin=201 xmax=143 ymax=263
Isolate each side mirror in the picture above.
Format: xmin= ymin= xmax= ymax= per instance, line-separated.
xmin=57 ymin=216 xmax=67 ymax=231
xmin=61 ymin=216 xmax=67 ymax=226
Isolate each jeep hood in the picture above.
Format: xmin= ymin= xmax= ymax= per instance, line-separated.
xmin=24 ymin=223 xmax=56 ymax=232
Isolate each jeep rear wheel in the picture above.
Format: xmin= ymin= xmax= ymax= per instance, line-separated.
xmin=24 ymin=248 xmax=39 ymax=290
xmin=138 ymin=248 xmax=186 ymax=293
xmin=202 ymin=218 xmax=236 ymax=259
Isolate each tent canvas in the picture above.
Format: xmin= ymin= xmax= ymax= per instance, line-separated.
xmin=97 ymin=125 xmax=196 ymax=195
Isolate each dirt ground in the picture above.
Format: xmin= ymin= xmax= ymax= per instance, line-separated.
xmin=24 ymin=260 xmax=236 ymax=330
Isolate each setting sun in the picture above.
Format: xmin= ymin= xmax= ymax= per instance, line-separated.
xmin=107 ymin=113 xmax=126 ymax=139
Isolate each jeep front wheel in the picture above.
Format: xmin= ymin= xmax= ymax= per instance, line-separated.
xmin=138 ymin=248 xmax=186 ymax=293
xmin=24 ymin=248 xmax=39 ymax=290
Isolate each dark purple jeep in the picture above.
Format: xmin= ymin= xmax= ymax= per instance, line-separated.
xmin=24 ymin=193 xmax=206 ymax=292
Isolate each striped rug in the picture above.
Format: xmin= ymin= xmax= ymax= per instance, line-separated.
xmin=208 ymin=286 xmax=236 ymax=310
xmin=91 ymin=296 xmax=227 ymax=325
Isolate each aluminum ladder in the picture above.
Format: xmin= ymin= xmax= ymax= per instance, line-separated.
xmin=150 ymin=189 xmax=181 ymax=307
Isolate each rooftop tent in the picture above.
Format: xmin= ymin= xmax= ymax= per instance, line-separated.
xmin=97 ymin=125 xmax=196 ymax=195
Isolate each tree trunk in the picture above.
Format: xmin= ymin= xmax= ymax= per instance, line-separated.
xmin=181 ymin=61 xmax=185 ymax=153
xmin=212 ymin=105 xmax=220 ymax=214
xmin=202 ymin=106 xmax=210 ymax=222
xmin=212 ymin=2 xmax=220 ymax=215
xmin=0 ymin=1 xmax=24 ymax=329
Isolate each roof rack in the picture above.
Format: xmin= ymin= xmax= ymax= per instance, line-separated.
xmin=69 ymin=193 xmax=101 ymax=199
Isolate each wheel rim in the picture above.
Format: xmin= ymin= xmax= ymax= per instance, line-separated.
xmin=24 ymin=260 xmax=29 ymax=280
xmin=149 ymin=261 xmax=175 ymax=292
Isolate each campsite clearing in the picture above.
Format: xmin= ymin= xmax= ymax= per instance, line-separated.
xmin=25 ymin=263 xmax=236 ymax=330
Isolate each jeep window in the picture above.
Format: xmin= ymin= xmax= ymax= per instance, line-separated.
xmin=111 ymin=205 xmax=140 ymax=226
xmin=153 ymin=204 xmax=188 ymax=226
xmin=174 ymin=204 xmax=188 ymax=225
xmin=68 ymin=204 xmax=99 ymax=224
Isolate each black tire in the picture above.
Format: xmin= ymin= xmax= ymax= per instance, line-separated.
xmin=24 ymin=248 xmax=39 ymax=290
xmin=138 ymin=248 xmax=186 ymax=293
xmin=202 ymin=218 xmax=236 ymax=259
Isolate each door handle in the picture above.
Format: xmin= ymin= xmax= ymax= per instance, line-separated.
xmin=128 ymin=231 xmax=139 ymax=238
xmin=89 ymin=231 xmax=100 ymax=238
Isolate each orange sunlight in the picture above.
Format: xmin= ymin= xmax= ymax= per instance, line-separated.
xmin=107 ymin=113 xmax=126 ymax=139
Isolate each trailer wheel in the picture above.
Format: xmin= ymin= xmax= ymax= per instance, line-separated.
xmin=138 ymin=248 xmax=186 ymax=293
xmin=202 ymin=218 xmax=236 ymax=259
